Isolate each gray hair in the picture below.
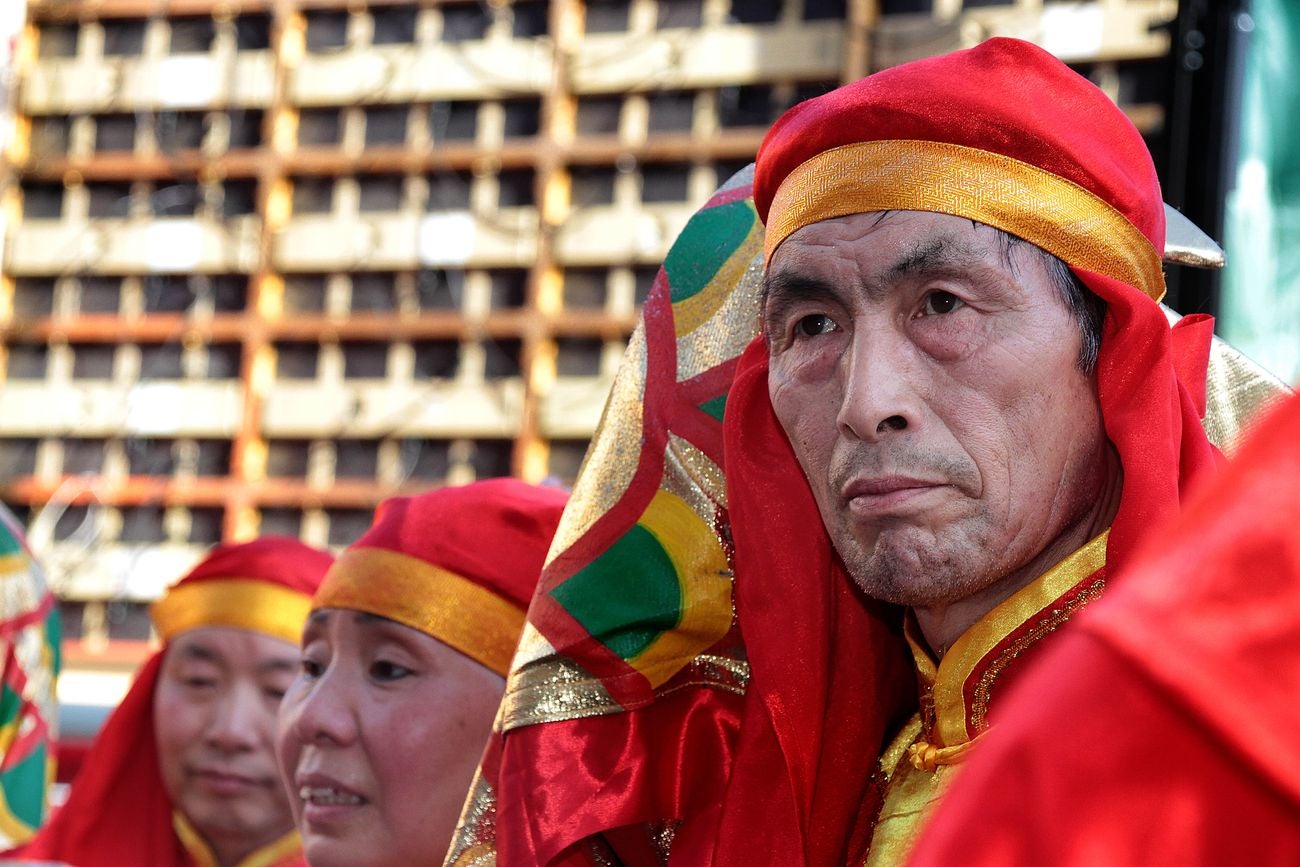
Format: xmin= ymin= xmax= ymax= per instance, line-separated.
xmin=994 ymin=228 xmax=1106 ymax=374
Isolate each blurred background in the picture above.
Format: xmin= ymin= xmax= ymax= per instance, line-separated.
xmin=0 ymin=0 xmax=1294 ymax=780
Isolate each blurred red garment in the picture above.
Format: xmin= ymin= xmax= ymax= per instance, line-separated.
xmin=908 ymin=391 xmax=1300 ymax=867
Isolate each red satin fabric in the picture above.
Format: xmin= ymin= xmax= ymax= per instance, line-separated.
xmin=16 ymin=538 xmax=330 ymax=867
xmin=351 ymin=478 xmax=568 ymax=610
xmin=908 ymin=393 xmax=1300 ymax=865
xmin=498 ymin=686 xmax=744 ymax=866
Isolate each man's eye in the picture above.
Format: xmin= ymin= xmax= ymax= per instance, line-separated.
xmin=921 ymin=291 xmax=963 ymax=316
xmin=184 ymin=677 xmax=216 ymax=690
xmin=300 ymin=659 xmax=324 ymax=679
xmin=370 ymin=661 xmax=413 ymax=682
xmin=795 ymin=314 xmax=837 ymax=337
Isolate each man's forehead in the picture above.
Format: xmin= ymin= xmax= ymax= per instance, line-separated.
xmin=765 ymin=212 xmax=1004 ymax=293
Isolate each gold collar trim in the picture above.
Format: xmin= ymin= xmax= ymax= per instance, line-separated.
xmin=173 ymin=811 xmax=303 ymax=867
xmin=908 ymin=530 xmax=1109 ymax=748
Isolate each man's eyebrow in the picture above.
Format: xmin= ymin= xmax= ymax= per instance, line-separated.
xmin=883 ymin=235 xmax=986 ymax=282
xmin=177 ymin=642 xmax=220 ymax=664
xmin=257 ymin=657 xmax=299 ymax=675
xmin=761 ymin=271 xmax=842 ymax=327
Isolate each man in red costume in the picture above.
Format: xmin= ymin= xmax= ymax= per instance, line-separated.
xmin=462 ymin=37 xmax=1285 ymax=866
xmin=18 ymin=536 xmax=333 ymax=867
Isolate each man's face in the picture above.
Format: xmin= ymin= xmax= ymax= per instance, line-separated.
xmin=276 ymin=609 xmax=505 ymax=867
xmin=764 ymin=210 xmax=1109 ymax=609
xmin=154 ymin=626 xmax=299 ymax=860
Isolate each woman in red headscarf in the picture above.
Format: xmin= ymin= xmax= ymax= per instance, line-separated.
xmin=276 ymin=478 xmax=566 ymax=867
xmin=17 ymin=536 xmax=333 ymax=867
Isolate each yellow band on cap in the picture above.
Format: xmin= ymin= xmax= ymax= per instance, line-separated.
xmin=313 ymin=547 xmax=525 ymax=677
xmin=150 ymin=578 xmax=312 ymax=646
xmin=764 ymin=139 xmax=1165 ymax=302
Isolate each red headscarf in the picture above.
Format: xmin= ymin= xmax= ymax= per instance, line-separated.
xmin=17 ymin=537 xmax=333 ymax=867
xmin=311 ymin=479 xmax=568 ymax=675
xmin=907 ymin=391 xmax=1300 ymax=866
xmin=710 ymin=37 xmax=1222 ymax=865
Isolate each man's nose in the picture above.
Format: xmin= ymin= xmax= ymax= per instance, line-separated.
xmin=836 ymin=325 xmax=922 ymax=442
xmin=205 ymin=684 xmax=265 ymax=753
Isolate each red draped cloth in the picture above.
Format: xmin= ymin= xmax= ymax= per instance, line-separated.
xmin=16 ymin=537 xmax=332 ymax=867
xmin=907 ymin=392 xmax=1300 ymax=866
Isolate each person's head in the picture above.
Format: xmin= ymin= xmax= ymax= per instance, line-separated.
xmin=277 ymin=479 xmax=567 ymax=867
xmin=149 ymin=537 xmax=334 ymax=865
xmin=753 ymin=38 xmax=1167 ymax=611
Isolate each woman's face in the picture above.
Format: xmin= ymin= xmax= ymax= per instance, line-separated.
xmin=277 ymin=609 xmax=505 ymax=867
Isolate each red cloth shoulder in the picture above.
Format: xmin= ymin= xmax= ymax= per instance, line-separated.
xmin=907 ymin=392 xmax=1300 ymax=866
xmin=17 ymin=653 xmax=192 ymax=866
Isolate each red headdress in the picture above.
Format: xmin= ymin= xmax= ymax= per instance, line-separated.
xmin=18 ymin=537 xmax=333 ymax=867
xmin=312 ymin=478 xmax=568 ymax=675
xmin=474 ymin=38 xmax=1222 ymax=867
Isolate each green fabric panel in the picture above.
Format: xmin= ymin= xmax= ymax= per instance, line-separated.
xmin=0 ymin=683 xmax=20 ymax=727
xmin=45 ymin=605 xmax=62 ymax=676
xmin=1 ymin=744 xmax=47 ymax=828
xmin=550 ymin=524 xmax=683 ymax=661
xmin=1221 ymin=0 xmax=1300 ymax=383
xmin=663 ymin=200 xmax=757 ymax=304
xmin=0 ymin=526 xmax=21 ymax=558
xmin=698 ymin=394 xmax=728 ymax=424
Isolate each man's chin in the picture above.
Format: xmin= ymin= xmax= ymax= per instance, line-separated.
xmin=838 ymin=535 xmax=994 ymax=609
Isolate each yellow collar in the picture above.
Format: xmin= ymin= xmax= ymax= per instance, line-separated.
xmin=172 ymin=811 xmax=303 ymax=867
xmin=905 ymin=530 xmax=1110 ymax=750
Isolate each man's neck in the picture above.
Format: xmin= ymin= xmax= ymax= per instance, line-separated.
xmin=914 ymin=455 xmax=1123 ymax=659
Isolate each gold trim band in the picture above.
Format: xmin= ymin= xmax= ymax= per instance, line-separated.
xmin=150 ymin=579 xmax=312 ymax=646
xmin=315 ymin=548 xmax=525 ymax=677
xmin=764 ymin=140 xmax=1165 ymax=302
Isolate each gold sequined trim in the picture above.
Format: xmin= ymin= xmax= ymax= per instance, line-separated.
xmin=500 ymin=652 xmax=749 ymax=731
xmin=446 ymin=769 xmax=499 ymax=867
xmin=969 ymin=576 xmax=1106 ymax=733
xmin=764 ymin=140 xmax=1165 ymax=302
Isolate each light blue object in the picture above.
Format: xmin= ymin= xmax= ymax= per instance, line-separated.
xmin=1221 ymin=0 xmax=1300 ymax=385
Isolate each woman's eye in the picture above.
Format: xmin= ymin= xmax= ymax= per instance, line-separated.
xmin=795 ymin=313 xmax=837 ymax=337
xmin=370 ymin=661 xmax=413 ymax=682
xmin=921 ymin=291 xmax=963 ymax=316
xmin=183 ymin=676 xmax=216 ymax=690
xmin=300 ymin=659 xmax=324 ymax=679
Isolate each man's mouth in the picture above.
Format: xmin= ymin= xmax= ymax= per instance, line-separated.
xmin=191 ymin=768 xmax=262 ymax=795
xmin=842 ymin=476 xmax=949 ymax=514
